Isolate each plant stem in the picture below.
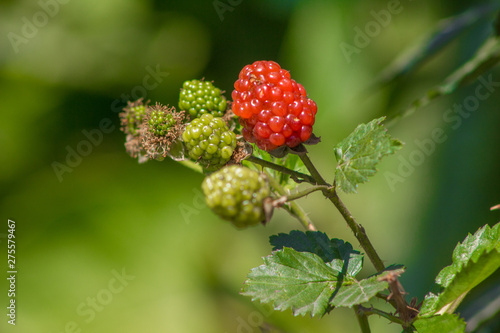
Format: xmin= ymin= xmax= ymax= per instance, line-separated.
xmin=288 ymin=201 xmax=317 ymax=231
xmin=247 ymin=155 xmax=315 ymax=184
xmin=329 ymin=191 xmax=386 ymax=272
xmin=266 ymin=173 xmax=317 ymax=231
xmin=357 ymin=306 xmax=406 ymax=326
xmin=299 ymin=154 xmax=386 ymax=272
xmin=297 ymin=153 xmax=329 ymax=185
xmin=376 ymin=293 xmax=398 ymax=309
xmin=284 ymin=185 xmax=331 ymax=202
xmin=354 ymin=306 xmax=372 ymax=333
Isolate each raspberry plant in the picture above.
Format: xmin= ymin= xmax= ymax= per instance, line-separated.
xmin=118 ymin=10 xmax=500 ymax=331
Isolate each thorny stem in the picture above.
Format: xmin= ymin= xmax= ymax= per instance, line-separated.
xmin=282 ymin=185 xmax=331 ymax=202
xmin=357 ymin=306 xmax=406 ymax=326
xmin=297 ymin=152 xmax=329 ymax=185
xmin=354 ymin=306 xmax=372 ymax=333
xmin=329 ymin=191 xmax=386 ymax=272
xmin=247 ymin=155 xmax=316 ymax=184
xmin=383 ymin=270 xmax=420 ymax=323
xmin=266 ymin=173 xmax=317 ymax=231
xmin=287 ymin=201 xmax=317 ymax=231
xmin=298 ymin=154 xmax=386 ymax=272
xmin=376 ymin=293 xmax=398 ymax=309
xmin=299 ymin=153 xmax=420 ymax=326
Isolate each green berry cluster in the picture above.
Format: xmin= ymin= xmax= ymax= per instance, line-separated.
xmin=182 ymin=113 xmax=236 ymax=170
xmin=147 ymin=109 xmax=176 ymax=136
xmin=127 ymin=105 xmax=146 ymax=135
xmin=179 ymin=79 xmax=227 ymax=118
xmin=202 ymin=165 xmax=270 ymax=228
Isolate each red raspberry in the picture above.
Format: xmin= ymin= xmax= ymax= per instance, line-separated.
xmin=231 ymin=60 xmax=317 ymax=151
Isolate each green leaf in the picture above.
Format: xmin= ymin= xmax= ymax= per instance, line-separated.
xmin=270 ymin=230 xmax=363 ymax=277
xmin=241 ymin=247 xmax=344 ymax=317
xmin=420 ymin=222 xmax=500 ymax=317
xmin=241 ymin=247 xmax=404 ymax=317
xmin=413 ymin=314 xmax=466 ymax=333
xmin=329 ymin=269 xmax=403 ymax=308
xmin=334 ymin=117 xmax=403 ymax=193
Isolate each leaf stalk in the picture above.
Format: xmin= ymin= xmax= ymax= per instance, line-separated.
xmin=266 ymin=173 xmax=317 ymax=231
xmin=247 ymin=155 xmax=316 ymax=184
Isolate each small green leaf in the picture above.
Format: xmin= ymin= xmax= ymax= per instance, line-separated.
xmin=420 ymin=222 xmax=500 ymax=317
xmin=270 ymin=230 xmax=363 ymax=277
xmin=413 ymin=314 xmax=466 ymax=333
xmin=241 ymin=247 xmax=343 ymax=317
xmin=242 ymin=247 xmax=404 ymax=317
xmin=329 ymin=269 xmax=404 ymax=308
xmin=334 ymin=117 xmax=403 ymax=193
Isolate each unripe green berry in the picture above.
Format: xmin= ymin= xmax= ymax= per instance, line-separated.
xmin=182 ymin=114 xmax=236 ymax=170
xmin=139 ymin=103 xmax=186 ymax=161
xmin=119 ymin=99 xmax=151 ymax=160
xmin=147 ymin=109 xmax=176 ymax=136
xmin=202 ymin=165 xmax=270 ymax=228
xmin=179 ymin=79 xmax=228 ymax=119
xmin=127 ymin=105 xmax=146 ymax=136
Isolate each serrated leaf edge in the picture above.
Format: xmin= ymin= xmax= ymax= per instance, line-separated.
xmin=334 ymin=117 xmax=403 ymax=193
xmin=420 ymin=222 xmax=500 ymax=317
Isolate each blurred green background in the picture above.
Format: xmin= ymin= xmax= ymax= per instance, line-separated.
xmin=1 ymin=0 xmax=499 ymax=332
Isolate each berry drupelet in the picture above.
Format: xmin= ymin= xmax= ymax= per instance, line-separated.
xmin=182 ymin=113 xmax=237 ymax=170
xmin=231 ymin=60 xmax=317 ymax=151
xmin=141 ymin=103 xmax=186 ymax=161
xmin=147 ymin=109 xmax=176 ymax=136
xmin=179 ymin=79 xmax=228 ymax=119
